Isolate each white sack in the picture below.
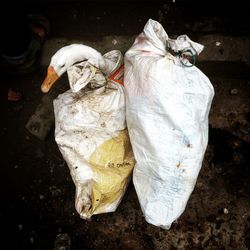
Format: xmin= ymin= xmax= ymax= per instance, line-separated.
xmin=54 ymin=50 xmax=134 ymax=219
xmin=124 ymin=19 xmax=214 ymax=229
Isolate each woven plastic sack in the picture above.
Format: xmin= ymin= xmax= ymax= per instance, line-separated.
xmin=53 ymin=49 xmax=135 ymax=219
xmin=124 ymin=19 xmax=214 ymax=229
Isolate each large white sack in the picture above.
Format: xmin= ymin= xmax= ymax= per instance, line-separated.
xmin=53 ymin=49 xmax=134 ymax=219
xmin=124 ymin=19 xmax=214 ymax=229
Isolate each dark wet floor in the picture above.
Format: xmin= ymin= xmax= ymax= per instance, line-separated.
xmin=0 ymin=1 xmax=250 ymax=249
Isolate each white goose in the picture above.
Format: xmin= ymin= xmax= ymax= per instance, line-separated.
xmin=40 ymin=44 xmax=134 ymax=219
xmin=41 ymin=44 xmax=116 ymax=93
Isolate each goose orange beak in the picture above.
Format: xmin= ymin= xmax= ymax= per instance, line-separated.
xmin=41 ymin=66 xmax=59 ymax=93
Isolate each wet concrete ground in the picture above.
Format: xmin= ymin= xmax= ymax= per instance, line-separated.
xmin=0 ymin=1 xmax=250 ymax=249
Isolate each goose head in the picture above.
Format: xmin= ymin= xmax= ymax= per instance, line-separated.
xmin=41 ymin=44 xmax=106 ymax=93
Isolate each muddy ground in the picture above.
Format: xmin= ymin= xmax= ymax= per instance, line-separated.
xmin=0 ymin=1 xmax=249 ymax=249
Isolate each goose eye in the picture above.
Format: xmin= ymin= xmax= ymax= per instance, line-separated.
xmin=59 ymin=63 xmax=65 ymax=68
